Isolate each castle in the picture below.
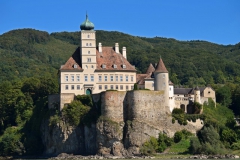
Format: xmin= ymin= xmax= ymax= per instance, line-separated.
xmin=46 ymin=15 xmax=216 ymax=155
xmin=52 ymin=14 xmax=216 ymax=112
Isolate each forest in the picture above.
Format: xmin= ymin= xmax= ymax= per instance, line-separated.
xmin=0 ymin=28 xmax=240 ymax=156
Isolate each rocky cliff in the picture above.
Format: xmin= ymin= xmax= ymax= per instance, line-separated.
xmin=42 ymin=90 xmax=203 ymax=156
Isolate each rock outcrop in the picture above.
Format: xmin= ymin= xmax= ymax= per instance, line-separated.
xmin=42 ymin=90 xmax=204 ymax=156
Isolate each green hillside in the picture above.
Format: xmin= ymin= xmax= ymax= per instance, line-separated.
xmin=1 ymin=28 xmax=240 ymax=86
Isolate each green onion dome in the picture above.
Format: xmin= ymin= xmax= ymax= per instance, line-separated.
xmin=80 ymin=14 xmax=94 ymax=30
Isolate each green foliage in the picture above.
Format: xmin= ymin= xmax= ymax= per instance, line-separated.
xmin=192 ymin=102 xmax=202 ymax=114
xmin=49 ymin=114 xmax=61 ymax=127
xmin=134 ymin=83 xmax=138 ymax=90
xmin=62 ymin=100 xmax=90 ymax=126
xmin=216 ymin=85 xmax=232 ymax=107
xmin=174 ymin=129 xmax=193 ymax=143
xmin=203 ymin=99 xmax=235 ymax=128
xmin=169 ymin=138 xmax=191 ymax=154
xmin=141 ymin=137 xmax=158 ymax=155
xmin=174 ymin=131 xmax=183 ymax=143
xmin=140 ymin=133 xmax=173 ymax=155
xmin=0 ymin=127 xmax=24 ymax=156
xmin=157 ymin=133 xmax=173 ymax=153
xmin=76 ymin=95 xmax=93 ymax=107
xmin=230 ymin=141 xmax=240 ymax=150
xmin=221 ymin=128 xmax=238 ymax=146
xmin=172 ymin=108 xmax=184 ymax=114
xmin=190 ymin=125 xmax=226 ymax=155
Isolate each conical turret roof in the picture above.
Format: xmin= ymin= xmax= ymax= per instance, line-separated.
xmin=80 ymin=14 xmax=94 ymax=30
xmin=146 ymin=63 xmax=155 ymax=74
xmin=154 ymin=58 xmax=168 ymax=73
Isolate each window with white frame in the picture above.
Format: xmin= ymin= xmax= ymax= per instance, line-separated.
xmin=71 ymin=75 xmax=74 ymax=81
xmin=116 ymin=85 xmax=118 ymax=90
xmin=99 ymin=85 xmax=102 ymax=90
xmin=86 ymin=43 xmax=88 ymax=46
xmin=105 ymin=85 xmax=108 ymax=90
xmin=120 ymin=85 xmax=123 ymax=90
xmin=120 ymin=75 xmax=123 ymax=82
xmin=126 ymin=75 xmax=129 ymax=82
xmin=65 ymin=85 xmax=68 ymax=90
xmin=71 ymin=85 xmax=74 ymax=90
xmin=87 ymin=58 xmax=91 ymax=62
xmin=122 ymin=64 xmax=126 ymax=68
xmin=74 ymin=64 xmax=77 ymax=68
xmin=110 ymin=75 xmax=113 ymax=81
xmin=91 ymin=65 xmax=94 ymax=69
xmin=116 ymin=75 xmax=118 ymax=82
xmin=76 ymin=75 xmax=80 ymax=82
xmin=77 ymin=85 xmax=80 ymax=90
xmin=131 ymin=85 xmax=134 ymax=90
xmin=104 ymin=75 xmax=108 ymax=82
xmin=84 ymin=75 xmax=88 ymax=81
xmin=91 ymin=75 xmax=94 ymax=82
xmin=98 ymin=75 xmax=102 ymax=82
xmin=89 ymin=43 xmax=92 ymax=46
xmin=131 ymin=76 xmax=134 ymax=82
xmin=110 ymin=85 xmax=114 ymax=90
xmin=65 ymin=75 xmax=68 ymax=82
xmin=87 ymin=35 xmax=90 ymax=38
xmin=88 ymin=51 xmax=90 ymax=54
xmin=126 ymin=85 xmax=129 ymax=90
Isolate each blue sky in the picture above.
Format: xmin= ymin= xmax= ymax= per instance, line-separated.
xmin=1 ymin=0 xmax=240 ymax=45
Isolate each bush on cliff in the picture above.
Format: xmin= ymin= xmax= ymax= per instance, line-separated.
xmin=189 ymin=125 xmax=226 ymax=154
xmin=141 ymin=133 xmax=173 ymax=155
xmin=62 ymin=100 xmax=90 ymax=126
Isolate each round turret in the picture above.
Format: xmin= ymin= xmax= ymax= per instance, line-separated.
xmin=194 ymin=86 xmax=201 ymax=103
xmin=80 ymin=14 xmax=94 ymax=30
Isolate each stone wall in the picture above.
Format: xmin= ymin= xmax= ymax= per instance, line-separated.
xmin=101 ymin=91 xmax=127 ymax=123
xmin=60 ymin=93 xmax=75 ymax=110
xmin=48 ymin=94 xmax=60 ymax=109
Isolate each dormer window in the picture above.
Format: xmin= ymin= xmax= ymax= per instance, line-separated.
xmin=73 ymin=64 xmax=77 ymax=69
xmin=122 ymin=64 xmax=126 ymax=69
xmin=102 ymin=64 xmax=106 ymax=69
xmin=113 ymin=64 xmax=117 ymax=68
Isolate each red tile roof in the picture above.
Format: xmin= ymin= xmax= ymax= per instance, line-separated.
xmin=136 ymin=74 xmax=148 ymax=85
xmin=60 ymin=48 xmax=83 ymax=71
xmin=145 ymin=63 xmax=155 ymax=74
xmin=60 ymin=47 xmax=136 ymax=72
xmin=155 ymin=58 xmax=168 ymax=73
xmin=96 ymin=47 xmax=136 ymax=71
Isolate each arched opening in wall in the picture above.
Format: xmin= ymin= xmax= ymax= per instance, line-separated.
xmin=86 ymin=89 xmax=92 ymax=95
xmin=187 ymin=104 xmax=193 ymax=114
xmin=180 ymin=104 xmax=185 ymax=112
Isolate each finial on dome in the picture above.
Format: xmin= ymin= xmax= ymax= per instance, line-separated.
xmin=80 ymin=13 xmax=94 ymax=30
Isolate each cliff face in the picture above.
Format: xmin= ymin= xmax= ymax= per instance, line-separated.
xmin=41 ymin=120 xmax=96 ymax=156
xmin=42 ymin=90 xmax=203 ymax=156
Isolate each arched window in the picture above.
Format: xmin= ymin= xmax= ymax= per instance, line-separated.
xmin=86 ymin=43 xmax=88 ymax=46
xmin=180 ymin=104 xmax=185 ymax=112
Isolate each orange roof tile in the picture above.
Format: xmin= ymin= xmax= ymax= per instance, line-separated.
xmin=154 ymin=58 xmax=168 ymax=73
xmin=60 ymin=48 xmax=83 ymax=71
xmin=60 ymin=47 xmax=136 ymax=72
xmin=145 ymin=63 xmax=155 ymax=74
xmin=95 ymin=47 xmax=136 ymax=71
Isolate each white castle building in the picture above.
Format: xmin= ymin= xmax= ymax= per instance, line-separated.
xmin=57 ymin=15 xmax=216 ymax=112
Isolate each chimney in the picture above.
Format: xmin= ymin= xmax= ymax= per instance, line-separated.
xmin=98 ymin=43 xmax=102 ymax=53
xmin=115 ymin=43 xmax=119 ymax=53
xmin=122 ymin=47 xmax=127 ymax=59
